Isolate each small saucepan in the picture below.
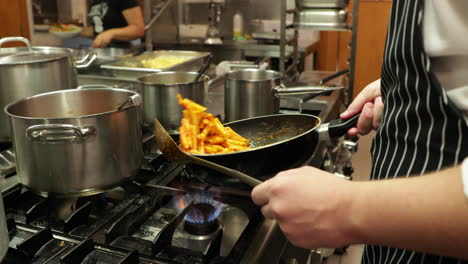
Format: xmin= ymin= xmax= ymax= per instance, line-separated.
xmin=224 ymin=69 xmax=343 ymax=122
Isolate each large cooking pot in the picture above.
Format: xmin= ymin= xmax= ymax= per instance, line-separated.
xmin=0 ymin=37 xmax=97 ymax=142
xmin=0 ymin=192 xmax=8 ymax=261
xmin=138 ymin=71 xmax=208 ymax=134
xmin=193 ymin=113 xmax=359 ymax=180
xmin=4 ymin=88 xmax=143 ymax=198
xmin=224 ymin=69 xmax=342 ymax=122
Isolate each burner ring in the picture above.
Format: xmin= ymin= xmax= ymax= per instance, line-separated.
xmin=183 ymin=203 xmax=220 ymax=235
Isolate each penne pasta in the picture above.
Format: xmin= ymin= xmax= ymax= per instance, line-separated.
xmin=177 ymin=94 xmax=250 ymax=154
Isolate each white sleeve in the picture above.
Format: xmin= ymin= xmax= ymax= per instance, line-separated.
xmin=462 ymin=158 xmax=468 ymax=200
xmin=423 ymin=0 xmax=468 ymax=57
xmin=423 ymin=0 xmax=468 ymax=123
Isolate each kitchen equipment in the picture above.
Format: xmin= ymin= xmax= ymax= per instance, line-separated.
xmin=155 ymin=119 xmax=262 ymax=187
xmin=74 ymin=47 xmax=137 ymax=65
xmin=0 ymin=149 xmax=15 ymax=177
xmin=0 ymin=85 xmax=345 ymax=264
xmin=205 ymin=0 xmax=224 ymax=44
xmin=296 ymin=0 xmax=349 ymax=9
xmin=0 ymin=192 xmax=8 ymax=261
xmin=0 ymin=37 xmax=97 ymax=142
xmin=194 ymin=54 xmax=213 ymax=81
xmin=294 ymin=9 xmax=349 ymax=29
xmin=101 ymin=50 xmax=211 ymax=79
xmin=193 ymin=113 xmax=359 ymax=178
xmin=4 ymin=88 xmax=143 ymax=197
xmin=138 ymin=71 xmax=208 ymax=134
xmin=224 ymin=69 xmax=343 ymax=122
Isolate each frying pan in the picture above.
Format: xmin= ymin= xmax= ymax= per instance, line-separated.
xmin=192 ymin=113 xmax=359 ymax=180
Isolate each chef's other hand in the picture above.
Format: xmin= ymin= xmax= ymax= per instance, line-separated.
xmin=251 ymin=166 xmax=356 ymax=249
xmin=340 ymin=79 xmax=384 ymax=136
xmin=92 ymin=30 xmax=114 ymax=48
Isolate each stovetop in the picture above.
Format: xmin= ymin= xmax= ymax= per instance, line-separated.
xmin=1 ymin=154 xmax=264 ymax=264
xmin=1 ymin=90 xmax=346 ymax=264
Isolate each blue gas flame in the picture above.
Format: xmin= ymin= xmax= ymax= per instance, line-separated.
xmin=174 ymin=191 xmax=223 ymax=224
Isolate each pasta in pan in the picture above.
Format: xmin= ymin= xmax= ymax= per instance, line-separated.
xmin=177 ymin=94 xmax=250 ymax=154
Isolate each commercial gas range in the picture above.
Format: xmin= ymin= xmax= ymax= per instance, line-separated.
xmin=1 ymin=152 xmax=313 ymax=264
xmin=0 ymin=90 xmax=351 ymax=264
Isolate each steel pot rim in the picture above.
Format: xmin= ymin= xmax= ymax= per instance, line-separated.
xmin=0 ymin=52 xmax=70 ymax=66
xmin=138 ymin=71 xmax=209 ymax=86
xmin=224 ymin=68 xmax=282 ymax=83
xmin=4 ymin=88 xmax=140 ymax=121
xmin=191 ymin=113 xmax=321 ymax=157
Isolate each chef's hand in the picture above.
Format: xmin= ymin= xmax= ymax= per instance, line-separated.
xmin=340 ymin=79 xmax=384 ymax=136
xmin=92 ymin=30 xmax=115 ymax=48
xmin=251 ymin=166 xmax=356 ymax=249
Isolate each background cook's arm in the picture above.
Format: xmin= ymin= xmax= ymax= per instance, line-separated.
xmin=92 ymin=6 xmax=144 ymax=48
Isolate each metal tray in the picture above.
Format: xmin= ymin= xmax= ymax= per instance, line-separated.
xmin=100 ymin=50 xmax=211 ymax=79
xmin=296 ymin=0 xmax=349 ymax=9
xmin=294 ymin=9 xmax=349 ymax=30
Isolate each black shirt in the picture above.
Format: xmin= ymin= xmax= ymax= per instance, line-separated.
xmin=88 ymin=0 xmax=139 ymax=47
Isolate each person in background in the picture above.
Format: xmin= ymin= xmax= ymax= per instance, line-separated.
xmin=252 ymin=0 xmax=468 ymax=263
xmin=83 ymin=0 xmax=144 ymax=48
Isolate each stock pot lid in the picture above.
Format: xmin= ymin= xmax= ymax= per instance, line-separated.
xmin=0 ymin=51 xmax=68 ymax=65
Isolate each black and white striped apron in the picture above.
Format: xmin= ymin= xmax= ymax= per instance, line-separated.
xmin=364 ymin=0 xmax=468 ymax=263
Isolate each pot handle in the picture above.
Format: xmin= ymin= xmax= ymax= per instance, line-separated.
xmin=117 ymin=94 xmax=142 ymax=110
xmin=26 ymin=124 xmax=97 ymax=144
xmin=75 ymin=51 xmax=97 ymax=69
xmin=0 ymin=37 xmax=32 ymax=52
xmin=275 ymin=85 xmax=344 ymax=96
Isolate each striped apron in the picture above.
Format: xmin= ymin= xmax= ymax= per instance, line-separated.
xmin=363 ymin=0 xmax=468 ymax=263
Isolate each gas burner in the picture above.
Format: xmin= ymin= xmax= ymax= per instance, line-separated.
xmin=183 ymin=203 xmax=220 ymax=236
xmin=48 ymin=197 xmax=79 ymax=221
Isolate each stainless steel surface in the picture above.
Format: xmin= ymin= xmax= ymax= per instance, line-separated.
xmin=296 ymin=0 xmax=349 ymax=9
xmin=132 ymin=195 xmax=249 ymax=257
xmin=224 ymin=69 xmax=340 ymax=121
xmin=101 ymin=50 xmax=211 ymax=79
xmin=138 ymin=71 xmax=207 ymax=133
xmin=294 ymin=9 xmax=349 ymax=30
xmin=145 ymin=0 xmax=174 ymax=31
xmin=0 ymin=37 xmax=80 ymax=142
xmin=4 ymin=88 xmax=143 ymax=197
xmin=0 ymin=191 xmax=7 ymax=261
xmin=144 ymin=0 xmax=153 ymax=51
xmin=155 ymin=119 xmax=262 ymax=187
xmin=0 ymin=36 xmax=32 ymax=52
xmin=0 ymin=149 xmax=15 ymax=177
xmin=78 ymin=74 xmax=140 ymax=91
xmin=224 ymin=69 xmax=281 ymax=122
xmin=74 ymin=48 xmax=134 ymax=65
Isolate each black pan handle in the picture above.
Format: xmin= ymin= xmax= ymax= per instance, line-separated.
xmin=328 ymin=113 xmax=360 ymax=138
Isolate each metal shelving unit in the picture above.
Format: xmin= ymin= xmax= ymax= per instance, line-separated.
xmin=279 ymin=0 xmax=359 ymax=105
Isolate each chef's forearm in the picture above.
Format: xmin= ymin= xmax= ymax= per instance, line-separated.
xmin=105 ymin=25 xmax=144 ymax=42
xmin=348 ymin=165 xmax=468 ymax=259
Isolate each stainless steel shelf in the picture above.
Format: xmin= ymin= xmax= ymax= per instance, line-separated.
xmin=279 ymin=0 xmax=360 ymax=105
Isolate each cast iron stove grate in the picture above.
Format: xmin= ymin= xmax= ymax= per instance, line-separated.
xmin=1 ymin=154 xmax=263 ymax=264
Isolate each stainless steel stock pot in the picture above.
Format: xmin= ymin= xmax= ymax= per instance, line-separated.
xmin=138 ymin=71 xmax=207 ymax=134
xmin=4 ymin=88 xmax=143 ymax=197
xmin=0 ymin=37 xmax=96 ymax=141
